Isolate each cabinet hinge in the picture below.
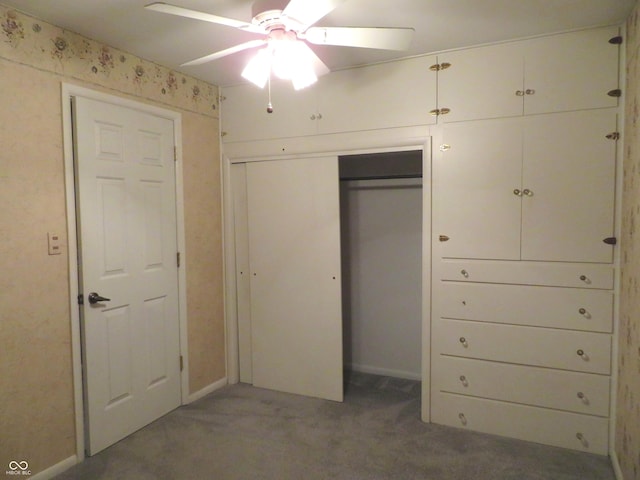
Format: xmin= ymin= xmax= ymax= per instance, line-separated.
xmin=439 ymin=235 xmax=450 ymax=242
xmin=430 ymin=108 xmax=451 ymax=116
xmin=603 ymin=237 xmax=617 ymax=245
xmin=180 ymin=355 xmax=184 ymax=372
xmin=606 ymin=132 xmax=620 ymax=140
xmin=607 ymin=89 xmax=622 ymax=98
xmin=219 ymin=95 xmax=226 ymax=102
xmin=609 ymin=35 xmax=623 ymax=45
xmin=173 ymin=146 xmax=177 ymax=162
xmin=221 ymin=131 xmax=228 ymax=138
xmin=177 ymin=252 xmax=181 ymax=268
xmin=429 ymin=62 xmax=451 ymax=72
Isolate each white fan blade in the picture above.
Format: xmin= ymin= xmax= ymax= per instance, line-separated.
xmin=305 ymin=27 xmax=414 ymax=51
xmin=181 ymin=39 xmax=267 ymax=66
xmin=282 ymin=0 xmax=347 ymax=29
xmin=145 ymin=2 xmax=265 ymax=34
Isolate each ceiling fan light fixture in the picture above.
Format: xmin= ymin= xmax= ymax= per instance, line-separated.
xmin=241 ymin=46 xmax=271 ymax=88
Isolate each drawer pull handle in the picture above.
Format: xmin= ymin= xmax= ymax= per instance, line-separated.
xmin=578 ymin=307 xmax=592 ymax=318
xmin=576 ymin=349 xmax=589 ymax=360
xmin=576 ymin=432 xmax=588 ymax=447
xmin=459 ymin=375 xmax=468 ymax=387
xmin=458 ymin=413 xmax=467 ymax=425
xmin=461 ymin=269 xmax=469 ymax=278
xmin=579 ymin=275 xmax=591 ymax=284
xmin=459 ymin=337 xmax=468 ymax=347
xmin=577 ymin=392 xmax=589 ymax=404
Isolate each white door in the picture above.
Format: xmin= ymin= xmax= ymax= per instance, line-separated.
xmin=74 ymin=96 xmax=181 ymax=455
xmin=246 ymin=157 xmax=343 ymax=402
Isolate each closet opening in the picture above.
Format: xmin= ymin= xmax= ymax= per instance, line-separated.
xmin=339 ymin=150 xmax=423 ymax=395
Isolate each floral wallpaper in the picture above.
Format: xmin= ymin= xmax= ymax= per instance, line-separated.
xmin=0 ymin=5 xmax=219 ymax=117
xmin=618 ymin=2 xmax=640 ymax=479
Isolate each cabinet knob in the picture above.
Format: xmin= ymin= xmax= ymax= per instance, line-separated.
xmin=310 ymin=114 xmax=316 ymax=120
xmin=525 ymin=89 xmax=536 ymax=95
xmin=458 ymin=413 xmax=467 ymax=425
xmin=459 ymin=337 xmax=468 ymax=347
xmin=577 ymin=392 xmax=589 ymax=404
xmin=578 ymin=308 xmax=586 ymax=315
xmin=513 ymin=188 xmax=522 ymax=196
xmin=515 ymin=90 xmax=525 ymax=96
xmin=523 ymin=188 xmax=534 ymax=196
xmin=459 ymin=375 xmax=468 ymax=387
xmin=579 ymin=275 xmax=591 ymax=284
xmin=576 ymin=349 xmax=588 ymax=360
xmin=461 ymin=269 xmax=469 ymax=278
xmin=576 ymin=432 xmax=588 ymax=447
xmin=317 ymin=113 xmax=323 ymax=120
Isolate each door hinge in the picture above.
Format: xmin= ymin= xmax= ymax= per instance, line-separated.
xmin=177 ymin=252 xmax=181 ymax=268
xmin=609 ymin=35 xmax=623 ymax=45
xmin=430 ymin=108 xmax=451 ymax=116
xmin=77 ymin=294 xmax=84 ymax=305
xmin=603 ymin=237 xmax=617 ymax=245
xmin=607 ymin=89 xmax=622 ymax=98
xmin=606 ymin=132 xmax=620 ymax=140
xmin=429 ymin=62 xmax=451 ymax=71
xmin=180 ymin=355 xmax=184 ymax=372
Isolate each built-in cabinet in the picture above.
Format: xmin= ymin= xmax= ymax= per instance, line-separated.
xmin=431 ymin=25 xmax=620 ymax=455
xmin=436 ymin=26 xmax=620 ymax=122
xmin=222 ymin=55 xmax=437 ymax=143
xmin=224 ymin=24 xmax=621 ymax=456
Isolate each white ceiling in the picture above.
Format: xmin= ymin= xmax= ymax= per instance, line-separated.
xmin=2 ymin=0 xmax=635 ymax=87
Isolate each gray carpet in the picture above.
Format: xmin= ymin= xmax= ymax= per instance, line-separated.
xmin=55 ymin=372 xmax=615 ymax=479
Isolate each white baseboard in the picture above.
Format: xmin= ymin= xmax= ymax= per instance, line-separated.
xmin=186 ymin=376 xmax=228 ymax=403
xmin=31 ymin=455 xmax=77 ymax=480
xmin=611 ymin=449 xmax=624 ymax=480
xmin=346 ymin=363 xmax=421 ymax=381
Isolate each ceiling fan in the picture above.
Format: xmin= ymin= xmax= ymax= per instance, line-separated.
xmin=145 ymin=0 xmax=415 ymax=91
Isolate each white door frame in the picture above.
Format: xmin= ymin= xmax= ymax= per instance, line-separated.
xmin=221 ymin=131 xmax=432 ymax=420
xmin=61 ymin=83 xmax=189 ymax=461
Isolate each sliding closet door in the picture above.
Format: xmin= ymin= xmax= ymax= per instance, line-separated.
xmin=246 ymin=157 xmax=343 ymax=402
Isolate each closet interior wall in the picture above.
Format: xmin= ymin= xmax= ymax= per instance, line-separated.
xmin=339 ymin=151 xmax=423 ymax=380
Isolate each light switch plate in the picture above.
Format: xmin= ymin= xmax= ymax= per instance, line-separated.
xmin=48 ymin=232 xmax=62 ymax=255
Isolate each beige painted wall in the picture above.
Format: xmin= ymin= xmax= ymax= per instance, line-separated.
xmin=618 ymin=3 xmax=640 ymax=478
xmin=0 ymin=5 xmax=224 ymax=475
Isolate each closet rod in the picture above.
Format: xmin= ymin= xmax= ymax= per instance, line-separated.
xmin=339 ymin=174 xmax=422 ymax=182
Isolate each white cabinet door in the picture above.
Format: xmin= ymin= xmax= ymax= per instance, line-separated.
xmin=523 ymin=26 xmax=619 ymax=115
xmin=318 ymin=55 xmax=437 ymax=134
xmin=436 ymin=26 xmax=619 ymax=123
xmin=433 ymin=118 xmax=522 ymax=260
xmin=521 ymin=110 xmax=617 ymax=262
xmin=437 ymin=43 xmax=524 ymax=123
xmin=222 ymin=80 xmax=318 ymax=142
xmin=246 ymin=157 xmax=343 ymax=402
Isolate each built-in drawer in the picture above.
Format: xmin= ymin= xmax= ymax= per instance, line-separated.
xmin=434 ymin=319 xmax=611 ymax=374
xmin=437 ymin=282 xmax=613 ymax=332
xmin=431 ymin=392 xmax=609 ymax=454
xmin=438 ymin=259 xmax=614 ymax=289
xmin=434 ymin=356 xmax=610 ymax=416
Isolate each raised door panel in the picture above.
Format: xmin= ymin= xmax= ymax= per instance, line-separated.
xmin=433 ymin=118 xmax=522 ymax=260
xmin=437 ymin=43 xmax=523 ymax=123
xmin=247 ymin=157 xmax=343 ymax=402
xmin=431 ymin=392 xmax=609 ymax=454
xmin=434 ymin=356 xmax=610 ymax=417
xmin=222 ymin=80 xmax=317 ymax=143
xmin=521 ymin=110 xmax=617 ymax=263
xmin=438 ymin=282 xmax=613 ymax=332
xmin=434 ymin=319 xmax=611 ymax=374
xmin=523 ymin=26 xmax=619 ymax=115
xmin=318 ymin=56 xmax=437 ymax=134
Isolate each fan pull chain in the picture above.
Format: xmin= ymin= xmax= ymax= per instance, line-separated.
xmin=266 ymin=73 xmax=274 ymax=114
